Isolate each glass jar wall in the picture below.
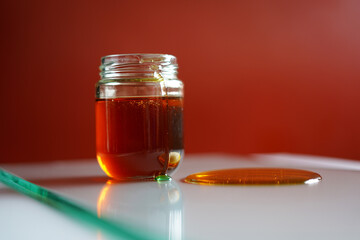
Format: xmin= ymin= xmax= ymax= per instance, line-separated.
xmin=95 ymin=54 xmax=184 ymax=180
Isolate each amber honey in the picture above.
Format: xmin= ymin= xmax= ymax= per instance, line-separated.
xmin=185 ymin=168 xmax=322 ymax=185
xmin=95 ymin=96 xmax=183 ymax=179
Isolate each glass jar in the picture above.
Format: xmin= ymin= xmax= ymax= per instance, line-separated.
xmin=95 ymin=54 xmax=184 ymax=181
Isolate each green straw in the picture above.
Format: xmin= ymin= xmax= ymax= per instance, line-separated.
xmin=0 ymin=168 xmax=163 ymax=240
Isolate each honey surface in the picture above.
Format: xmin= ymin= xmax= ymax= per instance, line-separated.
xmin=185 ymin=168 xmax=322 ymax=185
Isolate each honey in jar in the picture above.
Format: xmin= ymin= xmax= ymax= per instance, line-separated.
xmin=95 ymin=54 xmax=183 ymax=180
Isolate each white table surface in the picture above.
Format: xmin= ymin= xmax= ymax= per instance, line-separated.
xmin=1 ymin=153 xmax=360 ymax=240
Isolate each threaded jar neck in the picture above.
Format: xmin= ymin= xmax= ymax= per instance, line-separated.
xmin=99 ymin=54 xmax=178 ymax=80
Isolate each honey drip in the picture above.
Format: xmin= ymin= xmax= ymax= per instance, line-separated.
xmin=185 ymin=168 xmax=322 ymax=185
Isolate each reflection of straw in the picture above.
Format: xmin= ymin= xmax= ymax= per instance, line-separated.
xmin=0 ymin=168 xmax=164 ymax=240
xmin=155 ymin=70 xmax=170 ymax=176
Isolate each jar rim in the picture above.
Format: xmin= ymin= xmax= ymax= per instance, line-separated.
xmin=100 ymin=53 xmax=178 ymax=80
xmin=101 ymin=53 xmax=177 ymax=64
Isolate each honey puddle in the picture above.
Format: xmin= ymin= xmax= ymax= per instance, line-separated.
xmin=185 ymin=168 xmax=322 ymax=185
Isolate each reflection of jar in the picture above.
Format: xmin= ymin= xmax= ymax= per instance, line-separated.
xmin=95 ymin=54 xmax=184 ymax=180
xmin=97 ymin=181 xmax=183 ymax=240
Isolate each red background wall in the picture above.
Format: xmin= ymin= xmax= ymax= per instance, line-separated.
xmin=1 ymin=0 xmax=360 ymax=163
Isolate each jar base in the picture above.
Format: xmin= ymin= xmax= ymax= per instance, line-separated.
xmin=107 ymin=174 xmax=172 ymax=182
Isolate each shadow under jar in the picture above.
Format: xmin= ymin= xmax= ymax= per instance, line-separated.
xmin=95 ymin=54 xmax=184 ymax=181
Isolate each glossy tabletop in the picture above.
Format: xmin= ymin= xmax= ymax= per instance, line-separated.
xmin=1 ymin=154 xmax=360 ymax=240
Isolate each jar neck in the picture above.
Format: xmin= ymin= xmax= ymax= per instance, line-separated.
xmin=99 ymin=54 xmax=178 ymax=81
